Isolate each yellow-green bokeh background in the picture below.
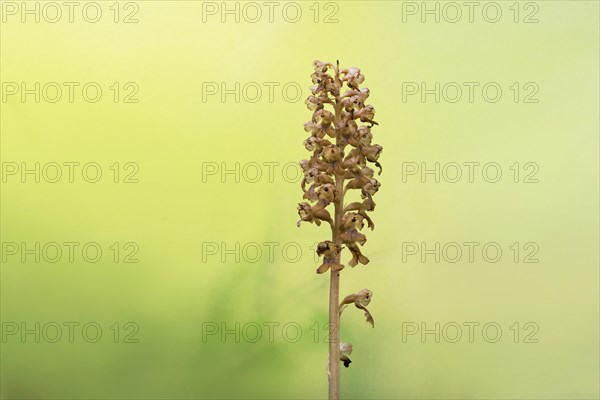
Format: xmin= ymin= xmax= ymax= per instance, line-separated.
xmin=1 ymin=1 xmax=598 ymax=398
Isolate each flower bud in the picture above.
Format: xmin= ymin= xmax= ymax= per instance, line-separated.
xmin=340 ymin=342 xmax=353 ymax=368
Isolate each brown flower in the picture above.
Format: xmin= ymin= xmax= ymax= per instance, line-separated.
xmin=345 ymin=242 xmax=369 ymax=267
xmin=339 ymin=342 xmax=353 ymax=368
xmin=340 ymin=67 xmax=365 ymax=89
xmin=321 ymin=144 xmax=343 ymax=163
xmin=340 ymin=289 xmax=374 ymax=327
xmin=297 ymin=202 xmax=333 ymax=227
xmin=344 ymin=197 xmax=376 ymax=230
xmin=316 ymin=241 xmax=344 ymax=274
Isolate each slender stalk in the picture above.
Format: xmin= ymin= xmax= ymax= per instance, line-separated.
xmin=328 ymin=172 xmax=343 ymax=400
xmin=328 ymin=74 xmax=344 ymax=400
xmin=328 ymin=266 xmax=341 ymax=399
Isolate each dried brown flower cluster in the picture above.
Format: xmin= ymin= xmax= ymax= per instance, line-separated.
xmin=297 ymin=60 xmax=382 ymax=272
xmin=296 ymin=60 xmax=382 ymax=399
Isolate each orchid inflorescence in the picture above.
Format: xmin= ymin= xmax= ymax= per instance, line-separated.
xmin=297 ymin=60 xmax=382 ymax=272
xmin=296 ymin=60 xmax=381 ymax=381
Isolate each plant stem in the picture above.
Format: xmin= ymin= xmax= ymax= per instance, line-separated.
xmin=328 ymin=270 xmax=340 ymax=399
xmin=328 ymin=173 xmax=343 ymax=400
xmin=328 ymin=75 xmax=344 ymax=399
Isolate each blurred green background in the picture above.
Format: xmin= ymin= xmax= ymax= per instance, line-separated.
xmin=1 ymin=1 xmax=598 ymax=399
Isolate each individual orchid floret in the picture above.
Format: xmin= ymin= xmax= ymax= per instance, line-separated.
xmin=344 ymin=167 xmax=375 ymax=194
xmin=321 ymin=144 xmax=343 ymax=163
xmin=297 ymin=202 xmax=333 ymax=227
xmin=300 ymin=155 xmax=330 ymax=176
xmin=339 ymin=342 xmax=353 ymax=368
xmin=316 ymin=241 xmax=344 ymax=274
xmin=339 ymin=212 xmax=368 ymax=266
xmin=362 ymin=144 xmax=383 ymax=174
xmin=341 ymin=152 xmax=361 ymax=172
xmin=317 ymin=183 xmax=336 ymax=204
xmin=340 ymin=289 xmax=374 ymax=327
xmin=361 ymin=179 xmax=381 ymax=199
xmin=348 ymin=125 xmax=373 ymax=148
xmin=346 ymin=242 xmax=369 ymax=267
xmin=303 ymin=172 xmax=335 ymax=202
xmin=305 ymin=95 xmax=322 ymax=111
xmin=341 ymin=96 xmax=360 ymax=112
xmin=306 ymin=94 xmax=332 ymax=111
xmin=304 ymin=120 xmax=322 ymax=136
xmin=313 ymin=60 xmax=333 ymax=73
xmin=340 ymin=226 xmax=366 ymax=248
xmin=354 ymin=105 xmax=377 ymax=125
xmin=343 ymin=147 xmax=364 ymax=167
xmin=340 ymin=212 xmax=365 ymax=231
xmin=304 ymin=136 xmax=331 ymax=153
xmin=303 ymin=137 xmax=318 ymax=152
xmin=313 ymin=109 xmax=335 ymax=127
xmin=344 ymin=197 xmax=376 ymax=230
xmin=340 ymin=67 xmax=365 ymax=89
xmin=358 ymin=87 xmax=370 ymax=100
xmin=339 ymin=118 xmax=358 ymax=139
xmin=341 ymin=88 xmax=370 ymax=112
xmin=303 ymin=186 xmax=319 ymax=202
xmin=302 ymin=166 xmax=328 ymax=188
